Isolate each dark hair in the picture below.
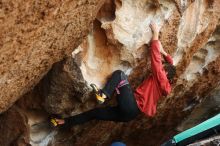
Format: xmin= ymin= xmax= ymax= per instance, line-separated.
xmin=163 ymin=63 xmax=176 ymax=83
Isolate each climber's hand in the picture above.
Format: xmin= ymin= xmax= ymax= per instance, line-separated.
xmin=150 ymin=22 xmax=159 ymax=34
xmin=150 ymin=22 xmax=159 ymax=40
xmin=55 ymin=118 xmax=65 ymax=125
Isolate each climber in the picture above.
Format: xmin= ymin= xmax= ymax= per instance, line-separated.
xmin=53 ymin=22 xmax=176 ymax=127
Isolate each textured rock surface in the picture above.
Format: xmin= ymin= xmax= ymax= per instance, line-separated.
xmin=0 ymin=0 xmax=105 ymax=113
xmin=1 ymin=0 xmax=220 ymax=146
xmin=177 ymin=83 xmax=220 ymax=132
xmin=75 ymin=0 xmax=177 ymax=87
xmin=0 ymin=106 xmax=30 ymax=146
xmin=188 ymin=135 xmax=220 ymax=146
xmin=43 ymin=57 xmax=95 ymax=115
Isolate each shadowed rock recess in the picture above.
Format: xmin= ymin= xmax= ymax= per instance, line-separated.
xmin=1 ymin=0 xmax=220 ymax=145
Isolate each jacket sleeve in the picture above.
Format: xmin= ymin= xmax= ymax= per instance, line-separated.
xmin=151 ymin=40 xmax=171 ymax=95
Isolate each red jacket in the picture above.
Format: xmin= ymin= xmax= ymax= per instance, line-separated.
xmin=134 ymin=40 xmax=173 ymax=117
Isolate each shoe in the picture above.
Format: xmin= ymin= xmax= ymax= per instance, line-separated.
xmin=90 ymin=83 xmax=106 ymax=104
xmin=50 ymin=118 xmax=58 ymax=127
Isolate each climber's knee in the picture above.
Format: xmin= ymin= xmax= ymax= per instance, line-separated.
xmin=112 ymin=70 xmax=127 ymax=80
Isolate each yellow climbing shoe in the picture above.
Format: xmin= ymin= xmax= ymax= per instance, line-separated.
xmin=50 ymin=118 xmax=58 ymax=127
xmin=95 ymin=94 xmax=105 ymax=104
xmin=90 ymin=83 xmax=106 ymax=104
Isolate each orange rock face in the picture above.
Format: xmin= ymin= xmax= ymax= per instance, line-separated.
xmin=0 ymin=0 xmax=105 ymax=113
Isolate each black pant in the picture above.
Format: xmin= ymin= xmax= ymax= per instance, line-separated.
xmin=64 ymin=70 xmax=140 ymax=127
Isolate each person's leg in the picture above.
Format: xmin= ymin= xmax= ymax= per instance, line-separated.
xmin=102 ymin=70 xmax=127 ymax=98
xmin=102 ymin=70 xmax=139 ymax=121
xmin=63 ymin=106 xmax=124 ymax=128
xmin=61 ymin=71 xmax=139 ymax=128
xmin=113 ymin=72 xmax=140 ymax=121
xmin=116 ymin=85 xmax=140 ymax=121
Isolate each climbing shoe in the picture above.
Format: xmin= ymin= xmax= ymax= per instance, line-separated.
xmin=90 ymin=83 xmax=106 ymax=104
xmin=50 ymin=118 xmax=58 ymax=127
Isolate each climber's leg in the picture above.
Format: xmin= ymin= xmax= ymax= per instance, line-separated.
xmin=91 ymin=70 xmax=128 ymax=104
xmin=115 ymin=83 xmax=140 ymax=121
xmin=62 ymin=106 xmax=126 ymax=128
xmin=102 ymin=70 xmax=128 ymax=98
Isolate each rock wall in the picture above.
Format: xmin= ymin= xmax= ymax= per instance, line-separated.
xmin=189 ymin=135 xmax=220 ymax=146
xmin=0 ymin=106 xmax=30 ymax=146
xmin=75 ymin=0 xmax=177 ymax=87
xmin=0 ymin=0 xmax=105 ymax=113
xmin=1 ymin=0 xmax=220 ymax=146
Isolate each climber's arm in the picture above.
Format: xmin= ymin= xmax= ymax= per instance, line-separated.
xmin=159 ymin=41 xmax=173 ymax=65
xmin=150 ymin=23 xmax=173 ymax=63
xmin=150 ymin=23 xmax=171 ymax=96
xmin=149 ymin=22 xmax=163 ymax=74
xmin=151 ymin=22 xmax=159 ymax=41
